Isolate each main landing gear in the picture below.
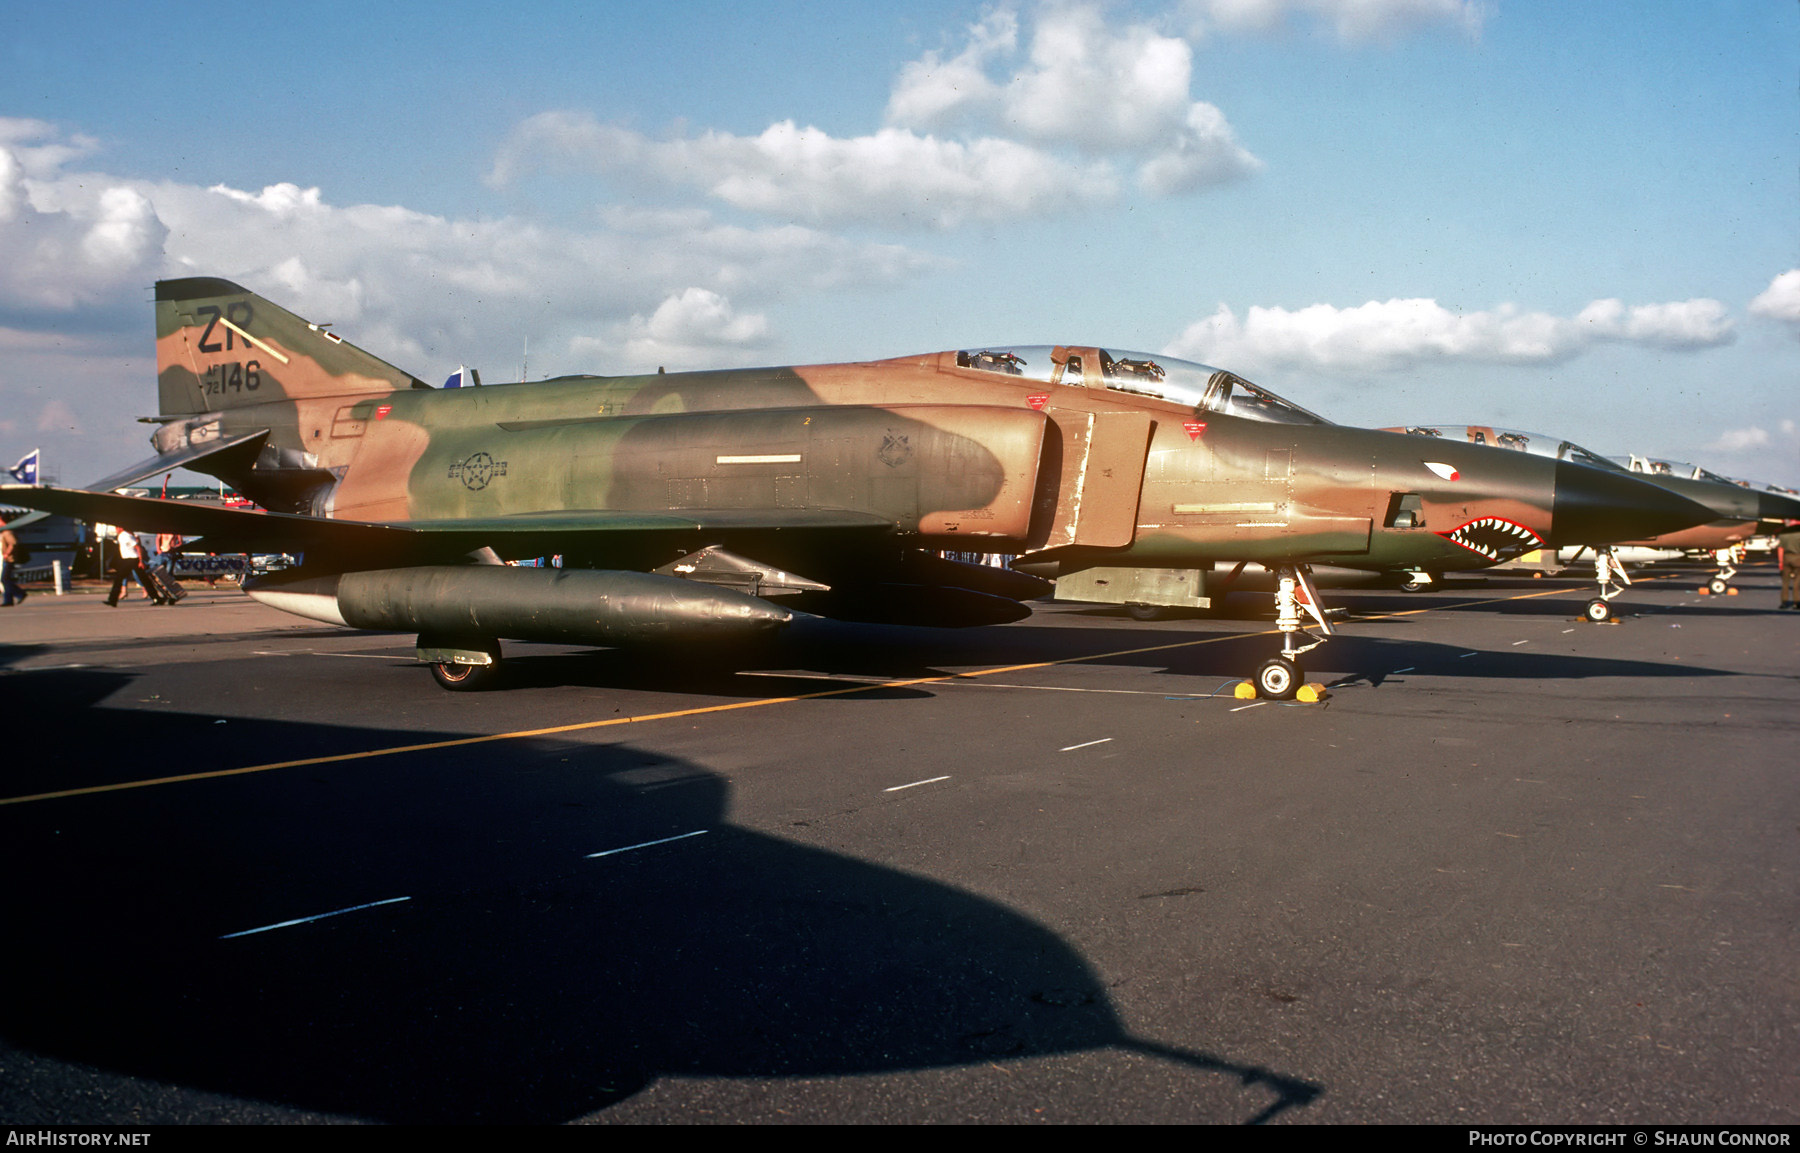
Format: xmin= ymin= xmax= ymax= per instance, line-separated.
xmin=1245 ymin=564 xmax=1332 ymax=701
xmin=421 ymin=635 xmax=503 ymax=691
xmin=1700 ymin=546 xmax=1741 ymax=596
xmin=1398 ymin=570 xmax=1436 ymax=593
xmin=1584 ymin=547 xmax=1629 ymax=623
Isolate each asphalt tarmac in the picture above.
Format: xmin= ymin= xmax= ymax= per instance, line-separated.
xmin=1 ymin=563 xmax=1796 ymax=1125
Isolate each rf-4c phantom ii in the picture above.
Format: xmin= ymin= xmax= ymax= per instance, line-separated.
xmin=1391 ymin=426 xmax=1800 ymax=619
xmin=1 ymin=278 xmax=1712 ymax=698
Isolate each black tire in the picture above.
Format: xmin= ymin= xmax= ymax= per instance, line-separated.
xmin=1584 ymin=598 xmax=1613 ymax=623
xmin=1255 ymin=657 xmax=1301 ymax=700
xmin=1126 ymin=604 xmax=1167 ymax=622
xmin=1708 ymin=578 xmax=1729 ymax=596
xmin=1399 ymin=572 xmax=1430 ymax=593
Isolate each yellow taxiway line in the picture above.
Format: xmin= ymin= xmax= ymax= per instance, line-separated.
xmin=0 ymin=581 xmax=1594 ymax=807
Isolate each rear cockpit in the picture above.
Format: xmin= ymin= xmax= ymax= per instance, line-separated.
xmin=1621 ymin=455 xmax=1733 ymax=484
xmin=954 ymin=345 xmax=1329 ymax=426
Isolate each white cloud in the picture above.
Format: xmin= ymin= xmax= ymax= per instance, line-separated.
xmin=1165 ymin=295 xmax=1737 ymax=373
xmin=576 ymin=287 xmax=772 ymax=373
xmin=0 ymin=121 xmax=948 ymax=485
xmin=1573 ymin=297 xmax=1735 ymax=349
xmin=886 ymin=3 xmax=1262 ymax=198
xmin=1749 ymin=269 xmax=1800 ymax=327
xmin=1181 ymin=0 xmax=1489 ymax=43
xmin=138 ymin=173 xmax=935 ymax=371
xmin=1707 ymin=426 xmax=1771 ymax=452
xmin=0 ymin=124 xmax=168 ymax=315
xmin=885 ymin=9 xmax=1016 ymax=132
xmin=491 ymin=111 xmax=1117 ymax=229
xmin=491 ymin=5 xmax=1260 ymax=230
xmin=1702 ymin=419 xmax=1800 ymax=487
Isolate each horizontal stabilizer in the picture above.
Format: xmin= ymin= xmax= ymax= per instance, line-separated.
xmin=82 ymin=429 xmax=270 ymax=495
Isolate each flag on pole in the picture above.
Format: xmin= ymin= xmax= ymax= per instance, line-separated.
xmin=7 ymin=449 xmax=39 ymax=485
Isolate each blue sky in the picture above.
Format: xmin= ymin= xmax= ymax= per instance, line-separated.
xmin=3 ymin=1 xmax=1796 ymax=486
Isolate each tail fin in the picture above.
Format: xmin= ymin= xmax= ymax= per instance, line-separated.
xmin=155 ymin=277 xmax=427 ymax=418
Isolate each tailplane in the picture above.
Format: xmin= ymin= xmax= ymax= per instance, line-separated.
xmin=155 ymin=277 xmax=427 ymax=418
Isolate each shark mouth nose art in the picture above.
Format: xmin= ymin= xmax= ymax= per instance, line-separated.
xmin=1438 ymin=517 xmax=1544 ymax=561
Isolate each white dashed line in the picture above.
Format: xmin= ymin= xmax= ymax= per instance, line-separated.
xmin=1060 ymin=738 xmax=1113 ymax=752
xmin=885 ymin=776 xmax=950 ymax=792
xmin=585 ymin=829 xmax=708 ymax=859
xmin=220 ymin=896 xmax=411 ymax=940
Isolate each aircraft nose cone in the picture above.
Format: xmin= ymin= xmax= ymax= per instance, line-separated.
xmin=1550 ymin=461 xmax=1715 ymax=545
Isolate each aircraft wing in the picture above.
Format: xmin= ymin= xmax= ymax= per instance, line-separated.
xmin=0 ymin=483 xmax=895 ymax=562
xmin=2 ymin=429 xmax=274 ymax=534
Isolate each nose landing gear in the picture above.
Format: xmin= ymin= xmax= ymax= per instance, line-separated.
xmin=1584 ymin=547 xmax=1629 ymax=624
xmin=1241 ymin=565 xmax=1331 ymax=701
xmin=1700 ymin=546 xmax=1741 ymax=596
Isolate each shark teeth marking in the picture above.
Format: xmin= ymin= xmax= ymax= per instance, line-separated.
xmin=1438 ymin=517 xmax=1544 ymax=561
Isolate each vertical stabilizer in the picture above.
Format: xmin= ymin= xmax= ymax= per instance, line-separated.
xmin=155 ymin=277 xmax=426 ymax=418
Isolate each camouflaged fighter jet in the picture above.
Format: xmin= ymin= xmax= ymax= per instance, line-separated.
xmin=1 ymin=278 xmax=1712 ymax=698
xmin=1388 ymin=427 xmax=1800 ymax=614
xmin=1609 ymin=453 xmax=1800 ymax=595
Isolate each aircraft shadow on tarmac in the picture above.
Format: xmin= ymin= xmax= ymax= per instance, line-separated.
xmin=0 ymin=669 xmax=1318 ymax=1124
xmin=478 ymin=614 xmax=1740 ymax=701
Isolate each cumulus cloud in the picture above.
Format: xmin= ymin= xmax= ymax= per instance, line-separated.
xmin=1702 ymin=419 xmax=1800 ymax=487
xmin=1749 ymin=269 xmax=1800 ymax=328
xmin=136 ymin=173 xmax=936 ymax=372
xmin=0 ymin=121 xmax=949 ymax=485
xmin=1165 ymin=295 xmax=1737 ymax=373
xmin=574 ymin=287 xmax=772 ymax=374
xmin=491 ymin=4 xmax=1260 ymax=229
xmin=886 ymin=3 xmax=1262 ymax=198
xmin=490 ymin=111 xmax=1116 ymax=229
xmin=0 ymin=122 xmax=167 ymax=316
xmin=1707 ymin=426 xmax=1772 ymax=453
xmin=1180 ymin=0 xmax=1489 ymax=43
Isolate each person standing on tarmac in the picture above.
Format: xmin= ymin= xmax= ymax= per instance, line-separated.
xmin=1780 ymin=521 xmax=1800 ymax=611
xmin=0 ymin=517 xmax=25 ymax=607
xmin=102 ymin=525 xmax=167 ymax=606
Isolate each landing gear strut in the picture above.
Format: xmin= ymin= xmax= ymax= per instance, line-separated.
xmin=1252 ymin=565 xmax=1331 ymax=699
xmin=1584 ymin=547 xmax=1629 ymax=623
xmin=1703 ymin=546 xmax=1740 ymax=596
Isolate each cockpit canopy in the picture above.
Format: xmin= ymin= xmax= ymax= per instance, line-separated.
xmin=956 ymin=345 xmax=1329 ymax=426
xmin=1391 ymin=425 xmax=1627 ymax=473
xmin=1619 ymin=455 xmax=1734 ymax=484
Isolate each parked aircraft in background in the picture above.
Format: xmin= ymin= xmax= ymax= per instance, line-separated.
xmin=1389 ymin=426 xmax=1800 ymax=613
